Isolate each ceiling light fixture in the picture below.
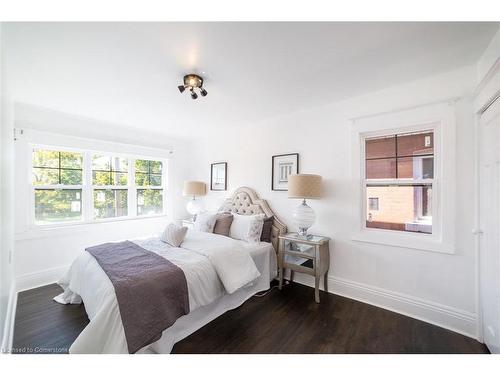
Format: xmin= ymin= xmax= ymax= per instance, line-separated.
xmin=178 ymin=74 xmax=207 ymax=100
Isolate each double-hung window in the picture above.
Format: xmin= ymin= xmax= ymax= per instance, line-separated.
xmin=31 ymin=147 xmax=166 ymax=226
xmin=135 ymin=159 xmax=164 ymax=216
xmin=364 ymin=130 xmax=434 ymax=234
xmin=32 ymin=149 xmax=84 ymax=224
xmin=352 ymin=101 xmax=456 ymax=253
xmin=92 ymin=155 xmax=129 ymax=219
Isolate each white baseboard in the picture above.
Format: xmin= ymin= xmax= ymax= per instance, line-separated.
xmin=291 ymin=273 xmax=478 ymax=340
xmin=16 ymin=265 xmax=69 ymax=292
xmin=1 ymin=282 xmax=17 ymax=354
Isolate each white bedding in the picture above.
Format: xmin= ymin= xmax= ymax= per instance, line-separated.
xmin=54 ymin=230 xmax=276 ymax=354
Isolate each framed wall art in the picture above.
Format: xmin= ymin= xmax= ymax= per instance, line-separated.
xmin=272 ymin=153 xmax=299 ymax=191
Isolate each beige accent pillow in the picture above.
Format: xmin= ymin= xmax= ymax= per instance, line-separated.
xmin=194 ymin=212 xmax=217 ymax=232
xmin=230 ymin=213 xmax=265 ymax=243
xmin=213 ymin=213 xmax=234 ymax=237
xmin=160 ymin=223 xmax=188 ymax=247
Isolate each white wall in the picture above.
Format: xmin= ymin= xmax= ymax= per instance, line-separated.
xmin=0 ymin=22 xmax=16 ymax=351
xmin=189 ymin=66 xmax=480 ymax=337
xmin=12 ymin=104 xmax=193 ymax=290
xmin=476 ymin=26 xmax=500 ymax=85
xmin=474 ymin=26 xmax=500 ymax=112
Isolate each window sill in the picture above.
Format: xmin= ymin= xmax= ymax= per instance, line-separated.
xmin=351 ymin=229 xmax=455 ymax=254
xmin=15 ymin=214 xmax=169 ymax=241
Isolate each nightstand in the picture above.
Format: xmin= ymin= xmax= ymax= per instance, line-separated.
xmin=181 ymin=219 xmax=195 ymax=230
xmin=278 ymin=233 xmax=330 ymax=303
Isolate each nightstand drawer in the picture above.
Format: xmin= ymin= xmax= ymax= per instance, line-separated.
xmin=282 ymin=239 xmax=315 ymax=256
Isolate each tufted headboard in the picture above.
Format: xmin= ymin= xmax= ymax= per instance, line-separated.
xmin=218 ymin=187 xmax=287 ymax=254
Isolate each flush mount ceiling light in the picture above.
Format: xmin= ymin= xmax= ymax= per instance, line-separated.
xmin=178 ymin=74 xmax=208 ymax=100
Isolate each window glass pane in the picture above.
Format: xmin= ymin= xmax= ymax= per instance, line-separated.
xmin=135 ymin=159 xmax=162 ymax=187
xmin=93 ymin=155 xmax=128 ymax=186
xmin=92 ymin=155 xmax=128 ymax=172
xmin=365 ymin=136 xmax=396 ymax=159
xmin=112 ymin=157 xmax=128 ymax=172
xmin=112 ymin=172 xmax=128 ymax=185
xmin=59 ymin=151 xmax=83 ymax=169
xmin=32 ymin=149 xmax=83 ymax=186
xmin=135 ymin=159 xmax=149 ymax=173
xmin=366 ymin=158 xmax=396 ymax=179
xmin=32 ymin=150 xmax=59 ymax=168
xmin=93 ymin=189 xmax=128 ymax=219
xmin=135 ymin=172 xmax=148 ymax=186
xmin=366 ymin=185 xmax=432 ymax=233
xmin=396 ymin=132 xmax=433 ymax=157
xmin=137 ymin=189 xmax=163 ymax=216
xmin=35 ymin=189 xmax=82 ymax=224
xmin=33 ymin=168 xmax=59 ymax=185
xmin=150 ymin=174 xmax=162 ymax=186
xmin=150 ymin=161 xmax=162 ymax=174
xmin=92 ymin=155 xmax=111 ymax=170
xmin=61 ymin=169 xmax=83 ymax=185
xmin=397 ymin=156 xmax=434 ymax=179
xmin=93 ymin=171 xmax=111 ymax=185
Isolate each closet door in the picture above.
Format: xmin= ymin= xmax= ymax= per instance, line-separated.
xmin=479 ymin=96 xmax=500 ymax=354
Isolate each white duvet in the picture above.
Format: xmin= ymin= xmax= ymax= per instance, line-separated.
xmin=54 ymin=230 xmax=275 ymax=353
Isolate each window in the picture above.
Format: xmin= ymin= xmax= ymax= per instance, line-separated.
xmin=364 ymin=130 xmax=434 ymax=234
xmin=135 ymin=159 xmax=163 ymax=216
xmin=368 ymin=197 xmax=379 ymax=211
xmin=31 ymin=147 xmax=166 ymax=226
xmin=92 ymin=155 xmax=129 ymax=219
xmin=32 ymin=149 xmax=83 ymax=224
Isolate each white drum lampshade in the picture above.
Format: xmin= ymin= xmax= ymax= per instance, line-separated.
xmin=288 ymin=174 xmax=322 ymax=237
xmin=183 ymin=181 xmax=206 ymax=219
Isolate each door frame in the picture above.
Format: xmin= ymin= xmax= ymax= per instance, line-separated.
xmin=475 ymin=89 xmax=500 ymax=346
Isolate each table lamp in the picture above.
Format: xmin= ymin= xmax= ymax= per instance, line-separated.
xmin=287 ymin=174 xmax=322 ymax=237
xmin=183 ymin=181 xmax=206 ymax=220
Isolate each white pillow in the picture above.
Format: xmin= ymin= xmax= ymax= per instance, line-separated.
xmin=160 ymin=223 xmax=188 ymax=247
xmin=194 ymin=212 xmax=217 ymax=233
xmin=229 ymin=214 xmax=265 ymax=243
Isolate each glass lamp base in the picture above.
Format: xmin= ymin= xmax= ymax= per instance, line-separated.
xmin=186 ymin=197 xmax=201 ymax=220
xmin=292 ymin=199 xmax=316 ymax=237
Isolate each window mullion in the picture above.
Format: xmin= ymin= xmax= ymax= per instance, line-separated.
xmin=83 ymin=151 xmax=93 ymax=222
xmin=129 ymin=158 xmax=137 ymax=217
xmin=162 ymin=160 xmax=167 ymax=216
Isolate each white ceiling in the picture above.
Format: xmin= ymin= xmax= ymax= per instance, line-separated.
xmin=4 ymin=22 xmax=498 ymax=139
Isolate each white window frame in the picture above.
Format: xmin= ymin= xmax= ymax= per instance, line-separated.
xmin=90 ymin=152 xmax=131 ymax=221
xmin=134 ymin=157 xmax=165 ymax=218
xmin=350 ymin=101 xmax=456 ymax=254
xmin=31 ymin=146 xmax=86 ymax=225
xmin=362 ymin=128 xmax=436 ymax=234
xmin=28 ymin=145 xmax=168 ymax=228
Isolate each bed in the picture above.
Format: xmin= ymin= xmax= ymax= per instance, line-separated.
xmin=54 ymin=187 xmax=287 ymax=354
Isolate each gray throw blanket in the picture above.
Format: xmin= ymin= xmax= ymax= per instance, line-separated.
xmin=86 ymin=240 xmax=190 ymax=353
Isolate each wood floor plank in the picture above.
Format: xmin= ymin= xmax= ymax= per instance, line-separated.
xmin=12 ymin=282 xmax=489 ymax=354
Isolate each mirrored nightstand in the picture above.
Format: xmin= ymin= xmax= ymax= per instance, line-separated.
xmin=181 ymin=219 xmax=195 ymax=230
xmin=278 ymin=233 xmax=330 ymax=303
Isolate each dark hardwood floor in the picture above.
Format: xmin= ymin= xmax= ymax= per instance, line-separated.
xmin=13 ymin=282 xmax=489 ymax=354
xmin=13 ymin=284 xmax=89 ymax=354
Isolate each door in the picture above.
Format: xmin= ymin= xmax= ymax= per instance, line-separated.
xmin=479 ymin=96 xmax=500 ymax=354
